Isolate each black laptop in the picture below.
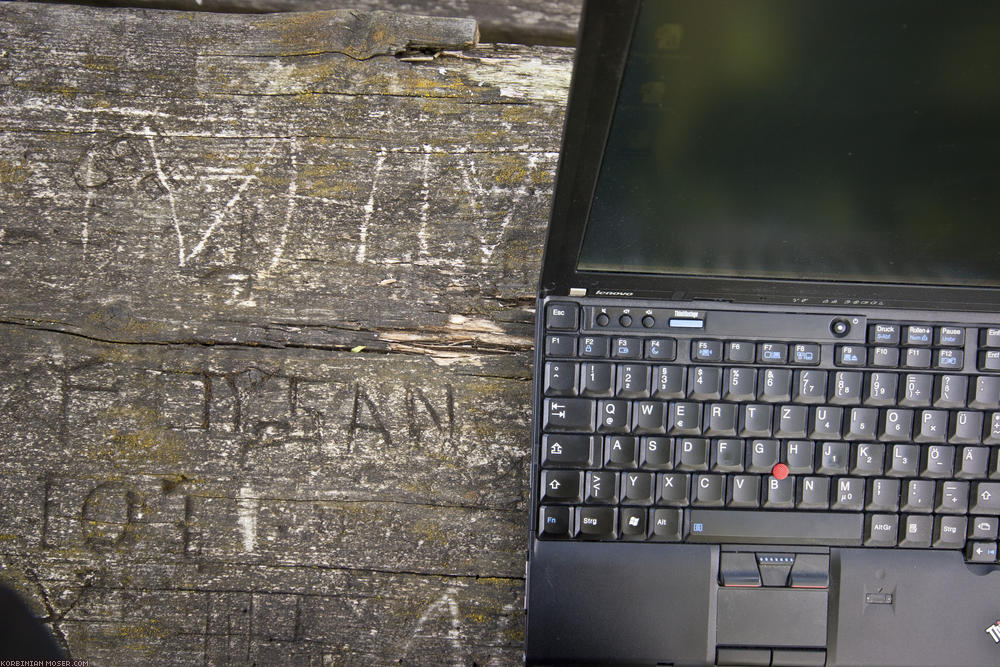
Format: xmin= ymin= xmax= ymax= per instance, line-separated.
xmin=526 ymin=1 xmax=1000 ymax=664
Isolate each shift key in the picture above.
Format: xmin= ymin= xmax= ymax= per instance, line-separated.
xmin=543 ymin=398 xmax=596 ymax=432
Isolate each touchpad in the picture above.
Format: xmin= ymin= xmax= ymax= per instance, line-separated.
xmin=717 ymin=588 xmax=828 ymax=647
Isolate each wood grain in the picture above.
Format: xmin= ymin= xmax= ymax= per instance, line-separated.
xmin=0 ymin=3 xmax=572 ymax=663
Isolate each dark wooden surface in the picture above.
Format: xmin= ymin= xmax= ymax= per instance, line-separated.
xmin=0 ymin=2 xmax=575 ymax=663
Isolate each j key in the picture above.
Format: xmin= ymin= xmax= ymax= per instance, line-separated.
xmin=865 ymin=514 xmax=899 ymax=547
xmin=936 ymin=480 xmax=969 ymax=514
xmin=580 ymin=362 xmax=615 ymax=396
xmin=544 ymin=362 xmax=578 ymax=396
xmin=797 ymin=477 xmax=830 ymax=509
xmin=723 ymin=367 xmax=757 ymax=402
xmin=616 ymin=508 xmax=645 ymax=541
xmin=538 ymin=506 xmax=572 ymax=538
xmin=575 ymin=506 xmax=617 ymax=540
xmin=900 ymin=374 xmax=933 ymax=407
xmin=950 ymin=411 xmax=983 ymax=444
xmin=865 ymin=478 xmax=900 ymax=512
xmin=688 ymin=366 xmax=722 ymax=400
xmin=886 ymin=444 xmax=919 ymax=477
xmin=740 ymin=404 xmax=774 ymax=437
xmin=934 ymin=375 xmax=968 ymax=408
xmin=541 ymin=434 xmax=598 ymax=467
xmin=652 ymin=365 xmax=686 ymax=399
xmin=759 ymin=368 xmax=792 ymax=402
xmin=543 ymin=398 xmax=595 ymax=432
xmin=540 ymin=470 xmax=582 ymax=503
xmin=830 ymin=371 xmax=863 ymax=405
xmin=900 ymin=514 xmax=932 ymax=548
xmin=864 ymin=372 xmax=898 ymax=406
xmin=971 ymin=483 xmax=1000 ymax=514
xmin=597 ymin=399 xmax=629 ymax=433
xmin=933 ymin=515 xmax=967 ymax=549
xmin=633 ymin=401 xmax=667 ymax=434
xmin=817 ymin=442 xmax=849 ymax=475
xmin=793 ymin=370 xmax=827 ymax=404
xmin=616 ymin=364 xmax=650 ymax=398
xmin=545 ymin=335 xmax=576 ymax=357
xmin=686 ymin=510 xmax=863 ymax=546
xmin=915 ymin=409 xmax=948 ymax=443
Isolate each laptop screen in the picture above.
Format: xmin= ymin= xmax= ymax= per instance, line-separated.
xmin=578 ymin=0 xmax=1000 ymax=288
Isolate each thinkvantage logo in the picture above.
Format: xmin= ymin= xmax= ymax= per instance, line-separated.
xmin=987 ymin=620 xmax=1000 ymax=644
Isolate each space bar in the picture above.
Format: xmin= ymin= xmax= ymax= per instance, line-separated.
xmin=687 ymin=510 xmax=863 ymax=546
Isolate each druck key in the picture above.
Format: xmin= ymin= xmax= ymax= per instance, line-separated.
xmin=687 ymin=510 xmax=863 ymax=546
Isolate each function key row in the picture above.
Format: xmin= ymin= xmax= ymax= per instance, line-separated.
xmin=868 ymin=323 xmax=966 ymax=347
xmin=545 ymin=335 xmax=677 ymax=361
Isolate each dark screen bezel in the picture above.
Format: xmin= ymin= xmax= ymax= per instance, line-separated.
xmin=540 ymin=0 xmax=1000 ymax=312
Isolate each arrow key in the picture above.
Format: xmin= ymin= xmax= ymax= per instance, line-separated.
xmin=965 ymin=541 xmax=998 ymax=563
xmin=972 ymin=482 xmax=1000 ymax=515
xmin=540 ymin=470 xmax=582 ymax=503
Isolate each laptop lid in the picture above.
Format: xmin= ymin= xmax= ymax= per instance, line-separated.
xmin=542 ymin=0 xmax=1000 ymax=311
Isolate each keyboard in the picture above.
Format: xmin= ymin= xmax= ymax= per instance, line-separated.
xmin=534 ymin=299 xmax=1000 ymax=564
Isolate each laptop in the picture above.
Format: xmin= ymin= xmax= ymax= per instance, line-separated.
xmin=525 ymin=1 xmax=1000 ymax=664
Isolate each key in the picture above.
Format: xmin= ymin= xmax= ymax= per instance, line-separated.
xmin=619 ymin=507 xmax=648 ymax=540
xmin=723 ymin=367 xmax=757 ymax=402
xmin=845 ymin=407 xmax=879 ymax=440
xmin=864 ymin=372 xmax=898 ymax=406
xmin=922 ymin=445 xmax=955 ymax=478
xmin=688 ymin=366 xmax=722 ymax=400
xmin=633 ymin=401 xmax=667 ymax=434
xmin=937 ymin=326 xmax=965 ymax=347
xmin=586 ymin=471 xmax=618 ymax=503
xmin=616 ymin=364 xmax=650 ymax=398
xmin=783 ymin=440 xmax=815 ymax=474
xmin=538 ymin=506 xmax=572 ymax=538
xmin=936 ymin=480 xmax=969 ymax=514
xmin=966 ymin=541 xmax=998 ymax=563
xmin=836 ymin=345 xmax=867 ymax=367
xmin=668 ymin=402 xmax=702 ymax=435
xmin=970 ymin=516 xmax=999 ymax=540
xmin=870 ymin=346 xmax=900 ymax=368
xmin=851 ymin=443 xmax=885 ymax=476
xmin=934 ymin=375 xmax=968 ymax=408
xmin=865 ymin=514 xmax=899 ymax=547
xmin=933 ymin=515 xmax=967 ymax=549
xmin=759 ymin=368 xmax=792 ymax=402
xmin=869 ymin=323 xmax=900 ymax=345
xmin=903 ymin=479 xmax=936 ymax=512
xmin=817 ymin=442 xmax=849 ymax=475
xmin=692 ymin=340 xmax=723 ymax=362
xmin=832 ymin=477 xmax=865 ymax=511
xmin=905 ymin=347 xmax=932 ymax=369
xmin=726 ymin=341 xmax=755 ymax=363
xmin=657 ymin=473 xmax=690 ymax=506
xmin=640 ymin=436 xmax=673 ymax=470
xmin=763 ymin=476 xmax=795 ymax=508
xmin=692 ymin=474 xmax=726 ymax=506
xmin=597 ymin=399 xmax=629 ymax=433
xmin=545 ymin=302 xmax=578 ymax=330
xmin=545 ymin=335 xmax=576 ymax=357
xmin=950 ymin=411 xmax=984 ymax=444
xmin=958 ymin=447 xmax=989 ymax=479
xmin=748 ymin=439 xmax=779 ymax=473
xmin=676 ymin=438 xmax=709 ymax=471
xmin=915 ymin=410 xmax=948 ymax=443
xmin=809 ymin=406 xmax=843 ymax=439
xmin=971 ymin=376 xmax=1000 ymax=410
xmin=575 ymin=506 xmax=617 ymax=539
xmin=792 ymin=343 xmax=821 ymax=366
xmin=645 ymin=338 xmax=677 ymax=361
xmin=797 ymin=477 xmax=830 ymax=509
xmin=758 ymin=342 xmax=788 ymax=364
xmin=905 ymin=324 xmax=932 ymax=346
xmin=652 ymin=365 xmax=686 ymax=399
xmin=775 ymin=404 xmax=808 ymax=438
xmin=543 ymin=398 xmax=595 ymax=432
xmin=830 ymin=371 xmax=863 ymax=405
xmin=865 ymin=478 xmax=900 ymax=512
xmin=934 ymin=349 xmax=964 ymax=370
xmin=712 ymin=439 xmax=745 ymax=472
xmin=544 ymin=361 xmax=578 ymax=396
xmin=604 ymin=436 xmax=638 ymax=468
xmin=687 ymin=510 xmax=863 ymax=546
xmin=579 ymin=336 xmax=610 ymax=358
xmin=622 ymin=472 xmax=654 ymax=505
xmin=580 ymin=362 xmax=615 ymax=396
xmin=704 ymin=403 xmax=738 ymax=437
xmin=880 ymin=408 xmax=913 ymax=441
xmin=794 ymin=370 xmax=828 ymax=404
xmin=728 ymin=475 xmax=761 ymax=508
xmin=611 ymin=337 xmax=641 ymax=360
xmin=541 ymin=434 xmax=598 ymax=468
xmin=899 ymin=514 xmax=932 ymax=548
xmin=971 ymin=482 xmax=1000 ymax=514
xmin=650 ymin=508 xmax=683 ymax=541
xmin=886 ymin=444 xmax=919 ymax=477
xmin=900 ymin=374 xmax=933 ymax=407
xmin=739 ymin=404 xmax=773 ymax=437
xmin=540 ymin=470 xmax=582 ymax=503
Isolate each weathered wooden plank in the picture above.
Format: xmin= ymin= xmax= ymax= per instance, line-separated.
xmin=0 ymin=3 xmax=571 ymax=663
xmin=33 ymin=0 xmax=584 ymax=46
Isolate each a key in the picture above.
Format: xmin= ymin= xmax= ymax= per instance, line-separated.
xmin=832 ymin=477 xmax=864 ymax=511
xmin=763 ymin=477 xmax=795 ymax=509
xmin=845 ymin=407 xmax=879 ymax=440
xmin=950 ymin=411 xmax=984 ymax=444
xmin=604 ymin=436 xmax=638 ymax=468
xmin=864 ymin=372 xmax=898 ymax=406
xmin=650 ymin=508 xmax=683 ymax=541
xmin=886 ymin=444 xmax=919 ymax=477
xmin=668 ymin=402 xmax=702 ymax=435
xmin=851 ymin=443 xmax=885 ymax=476
xmin=932 ymin=515 xmax=967 ymax=549
xmin=922 ymin=445 xmax=955 ymax=478
xmin=900 ymin=373 xmax=933 ymax=407
xmin=880 ymin=408 xmax=913 ymax=441
xmin=748 ymin=439 xmax=779 ymax=473
xmin=809 ymin=406 xmax=843 ymax=439
xmin=704 ymin=403 xmax=738 ymax=437
xmin=640 ymin=437 xmax=673 ymax=470
xmin=688 ymin=366 xmax=722 ymax=400
xmin=759 ymin=368 xmax=792 ymax=402
xmin=817 ymin=442 xmax=849 ymax=475
xmin=783 ymin=440 xmax=815 ymax=474
xmin=652 ymin=365 xmax=686 ymax=399
xmin=830 ymin=371 xmax=863 ymax=405
xmin=775 ymin=404 xmax=808 ymax=438
xmin=915 ymin=410 xmax=948 ymax=443
xmin=934 ymin=375 xmax=968 ymax=409
xmin=958 ymin=447 xmax=989 ymax=479
xmin=903 ymin=479 xmax=936 ymax=512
